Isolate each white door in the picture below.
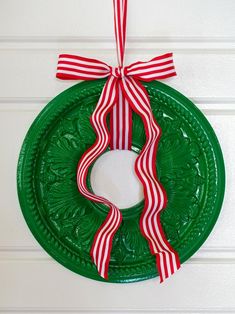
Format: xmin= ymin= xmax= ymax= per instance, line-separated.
xmin=0 ymin=0 xmax=235 ymax=313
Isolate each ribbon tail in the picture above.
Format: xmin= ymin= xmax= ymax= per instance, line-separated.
xmin=76 ymin=76 xmax=122 ymax=279
xmin=156 ymin=248 xmax=181 ymax=283
xmin=90 ymin=204 xmax=122 ymax=279
xmin=121 ymin=77 xmax=181 ymax=283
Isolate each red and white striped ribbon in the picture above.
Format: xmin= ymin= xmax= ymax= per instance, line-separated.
xmin=56 ymin=0 xmax=180 ymax=282
xmin=110 ymin=0 xmax=131 ymax=150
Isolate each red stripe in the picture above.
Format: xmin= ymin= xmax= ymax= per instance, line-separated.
xmin=126 ymin=53 xmax=173 ymax=69
xmin=57 ymin=66 xmax=109 ymax=77
xmin=98 ymin=209 xmax=122 ymax=279
xmin=122 ymin=0 xmax=127 ymax=55
xmin=117 ymin=0 xmax=124 ymax=65
xmin=58 ymin=54 xmax=109 ymax=66
xmin=56 ymin=73 xmax=98 ymax=80
xmin=151 ymin=52 xmax=173 ymax=61
xmin=104 ymin=210 xmax=122 ymax=278
xmin=129 ymin=66 xmax=176 ymax=78
xmin=137 ymin=73 xmax=177 ymax=82
xmin=116 ymin=97 xmax=120 ymax=148
xmin=122 ymin=93 xmax=126 ymax=149
xmin=127 ymin=60 xmax=174 ymax=73
xmin=119 ymin=84 xmax=124 ymax=149
xmin=127 ymin=102 xmax=132 ymax=150
xmin=90 ymin=207 xmax=114 ymax=263
xmin=110 ymin=82 xmax=132 ymax=151
xmin=58 ymin=60 xmax=109 ymax=71
xmin=93 ymin=207 xmax=117 ymax=272
xmin=109 ymin=108 xmax=114 ymax=150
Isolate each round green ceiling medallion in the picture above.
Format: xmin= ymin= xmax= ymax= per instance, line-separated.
xmin=17 ymin=79 xmax=225 ymax=283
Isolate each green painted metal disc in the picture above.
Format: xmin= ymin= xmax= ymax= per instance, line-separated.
xmin=17 ymin=80 xmax=225 ymax=283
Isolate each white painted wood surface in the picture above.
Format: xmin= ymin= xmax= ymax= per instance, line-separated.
xmin=0 ymin=0 xmax=234 ymax=313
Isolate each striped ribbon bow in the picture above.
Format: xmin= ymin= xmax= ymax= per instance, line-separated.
xmin=56 ymin=0 xmax=180 ymax=282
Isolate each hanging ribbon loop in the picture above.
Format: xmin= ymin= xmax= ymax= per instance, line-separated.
xmin=56 ymin=0 xmax=180 ymax=283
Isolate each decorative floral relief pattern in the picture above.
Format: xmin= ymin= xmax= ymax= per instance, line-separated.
xmin=38 ymin=93 xmax=205 ymax=265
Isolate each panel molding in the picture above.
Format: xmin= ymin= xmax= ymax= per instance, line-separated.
xmin=0 ymin=36 xmax=235 ymax=52
xmin=0 ymin=307 xmax=235 ymax=313
xmin=1 ymin=35 xmax=235 ymax=42
xmin=0 ymin=246 xmax=235 ymax=263
xmin=0 ymin=97 xmax=234 ymax=114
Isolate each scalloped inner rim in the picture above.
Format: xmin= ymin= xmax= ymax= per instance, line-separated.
xmin=90 ymin=150 xmax=144 ymax=209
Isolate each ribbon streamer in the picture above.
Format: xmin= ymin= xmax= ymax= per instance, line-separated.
xmin=56 ymin=0 xmax=180 ymax=282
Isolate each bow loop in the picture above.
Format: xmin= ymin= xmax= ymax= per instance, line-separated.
xmin=56 ymin=54 xmax=111 ymax=80
xmin=125 ymin=53 xmax=177 ymax=82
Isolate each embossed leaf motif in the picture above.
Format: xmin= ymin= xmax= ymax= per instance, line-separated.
xmin=45 ymin=181 xmax=82 ymax=237
xmin=111 ymin=219 xmax=149 ymax=262
xmin=73 ymin=210 xmax=103 ymax=251
xmin=58 ymin=118 xmax=81 ymax=149
xmin=40 ymin=118 xmax=87 ymax=185
xmin=158 ymin=129 xmax=205 ymax=242
xmin=45 ymin=181 xmax=80 ymax=218
xmin=76 ymin=106 xmax=96 ymax=146
xmin=43 ymin=179 xmax=102 ymax=252
xmin=111 ymin=227 xmax=134 ymax=263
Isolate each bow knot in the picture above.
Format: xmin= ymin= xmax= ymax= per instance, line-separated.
xmin=111 ymin=66 xmax=126 ymax=78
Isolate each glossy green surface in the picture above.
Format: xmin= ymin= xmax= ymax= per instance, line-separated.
xmin=17 ymin=80 xmax=225 ymax=282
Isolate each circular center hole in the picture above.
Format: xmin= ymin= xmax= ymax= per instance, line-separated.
xmin=90 ymin=150 xmax=144 ymax=209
